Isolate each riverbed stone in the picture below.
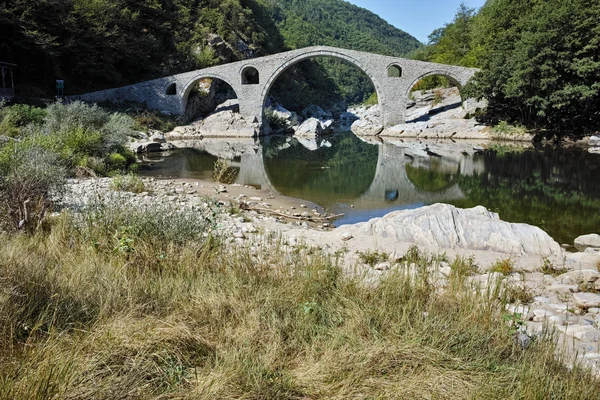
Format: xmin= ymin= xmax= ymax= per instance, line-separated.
xmin=574 ymin=293 xmax=600 ymax=309
xmin=574 ymin=234 xmax=600 ymax=251
xmin=351 ymin=119 xmax=384 ymax=136
xmin=556 ymin=270 xmax=600 ymax=285
xmin=295 ymin=118 xmax=324 ymax=136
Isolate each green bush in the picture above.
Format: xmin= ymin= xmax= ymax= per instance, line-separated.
xmin=106 ymin=153 xmax=128 ymax=171
xmin=44 ymin=101 xmax=132 ymax=154
xmin=0 ymin=141 xmax=66 ymax=232
xmin=0 ymin=103 xmax=47 ymax=138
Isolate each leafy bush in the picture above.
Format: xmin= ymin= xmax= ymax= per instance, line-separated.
xmin=10 ymin=101 xmax=138 ymax=175
xmin=363 ymin=92 xmax=378 ymax=106
xmin=0 ymin=142 xmax=66 ymax=232
xmin=491 ymin=121 xmax=528 ymax=137
xmin=0 ymin=103 xmax=47 ymax=138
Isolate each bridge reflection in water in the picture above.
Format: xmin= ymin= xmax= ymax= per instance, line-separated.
xmin=141 ymin=134 xmax=488 ymax=225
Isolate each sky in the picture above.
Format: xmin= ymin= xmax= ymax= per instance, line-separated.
xmin=345 ymin=0 xmax=487 ymax=43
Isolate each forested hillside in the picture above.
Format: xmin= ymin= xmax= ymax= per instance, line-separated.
xmin=416 ymin=0 xmax=600 ymax=135
xmin=0 ymin=0 xmax=420 ymax=109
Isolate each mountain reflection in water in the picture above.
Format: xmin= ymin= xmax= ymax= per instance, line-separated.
xmin=139 ymin=134 xmax=600 ymax=245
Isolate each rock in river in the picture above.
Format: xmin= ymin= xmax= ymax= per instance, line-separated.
xmin=574 ymin=234 xmax=600 ymax=252
xmin=347 ymin=204 xmax=562 ymax=257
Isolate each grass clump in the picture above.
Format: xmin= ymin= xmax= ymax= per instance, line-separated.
xmin=491 ymin=258 xmax=515 ymax=276
xmin=110 ymin=173 xmax=146 ymax=194
xmin=213 ymin=158 xmax=238 ymax=184
xmin=357 ymin=248 xmax=389 ymax=267
xmin=540 ymin=257 xmax=568 ymax=276
xmin=492 ymin=120 xmax=528 ymax=137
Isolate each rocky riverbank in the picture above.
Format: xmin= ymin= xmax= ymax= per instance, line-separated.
xmin=59 ymin=175 xmax=600 ymax=375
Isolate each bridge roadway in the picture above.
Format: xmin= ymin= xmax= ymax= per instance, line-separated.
xmin=74 ymin=46 xmax=478 ymax=133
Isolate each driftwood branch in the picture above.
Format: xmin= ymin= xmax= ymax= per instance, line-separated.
xmin=246 ymin=207 xmax=343 ymax=222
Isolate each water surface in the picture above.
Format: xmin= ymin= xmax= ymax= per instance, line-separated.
xmin=140 ymin=134 xmax=600 ymax=244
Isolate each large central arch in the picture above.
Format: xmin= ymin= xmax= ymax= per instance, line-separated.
xmin=258 ymin=49 xmax=385 ymax=125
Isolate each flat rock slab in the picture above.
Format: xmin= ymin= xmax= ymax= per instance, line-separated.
xmin=346 ymin=204 xmax=562 ymax=257
xmin=573 ymin=293 xmax=600 ymax=309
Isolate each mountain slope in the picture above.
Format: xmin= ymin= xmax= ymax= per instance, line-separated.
xmin=1 ymin=0 xmax=420 ymax=103
xmin=275 ymin=0 xmax=421 ymax=56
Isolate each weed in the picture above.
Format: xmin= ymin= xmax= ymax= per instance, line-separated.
xmin=502 ymin=312 xmax=526 ymax=335
xmin=451 ymin=255 xmax=479 ymax=278
xmin=402 ymin=245 xmax=425 ymax=265
xmin=433 ymin=89 xmax=444 ymax=106
xmin=491 ymin=121 xmax=528 ymax=137
xmin=540 ymin=257 xmax=567 ymax=276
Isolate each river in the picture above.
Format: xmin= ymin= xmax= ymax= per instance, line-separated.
xmin=139 ymin=134 xmax=600 ymax=245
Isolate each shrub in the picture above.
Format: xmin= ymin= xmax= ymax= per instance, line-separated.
xmin=69 ymin=197 xmax=218 ymax=247
xmin=264 ymin=107 xmax=289 ymax=132
xmin=363 ymin=92 xmax=378 ymax=106
xmin=491 ymin=121 xmax=528 ymax=137
xmin=0 ymin=142 xmax=66 ymax=232
xmin=0 ymin=103 xmax=47 ymax=137
xmin=106 ymin=153 xmax=128 ymax=172
xmin=43 ymin=101 xmax=132 ymax=154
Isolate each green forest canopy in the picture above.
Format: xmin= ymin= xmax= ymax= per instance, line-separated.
xmin=416 ymin=0 xmax=600 ymax=135
xmin=0 ymin=0 xmax=419 ymax=109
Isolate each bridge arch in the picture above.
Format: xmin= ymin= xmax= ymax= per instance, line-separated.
xmin=404 ymin=69 xmax=465 ymax=99
xmin=259 ymin=49 xmax=384 ymax=124
xmin=180 ymin=73 xmax=240 ymax=112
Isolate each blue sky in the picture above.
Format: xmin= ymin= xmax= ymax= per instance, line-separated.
xmin=345 ymin=0 xmax=487 ymax=43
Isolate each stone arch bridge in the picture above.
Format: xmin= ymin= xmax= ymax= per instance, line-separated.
xmin=74 ymin=46 xmax=478 ymax=131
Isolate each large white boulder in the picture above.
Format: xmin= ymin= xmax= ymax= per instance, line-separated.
xmin=199 ymin=110 xmax=257 ymax=137
xmin=345 ymin=204 xmax=562 ymax=257
xmin=351 ymin=119 xmax=383 ymax=136
xmin=295 ymin=118 xmax=324 ymax=136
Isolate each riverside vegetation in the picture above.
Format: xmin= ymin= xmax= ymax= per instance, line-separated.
xmin=2 ymin=101 xmax=600 ymax=398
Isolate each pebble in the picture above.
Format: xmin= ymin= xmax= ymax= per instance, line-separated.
xmin=341 ymin=232 xmax=353 ymax=241
xmin=375 ymin=262 xmax=391 ymax=271
xmin=232 ymin=231 xmax=245 ymax=239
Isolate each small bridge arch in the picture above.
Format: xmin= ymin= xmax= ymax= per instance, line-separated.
xmin=180 ymin=72 xmax=240 ymax=112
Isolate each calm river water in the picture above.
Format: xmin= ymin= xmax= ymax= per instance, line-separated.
xmin=140 ymin=134 xmax=600 ymax=245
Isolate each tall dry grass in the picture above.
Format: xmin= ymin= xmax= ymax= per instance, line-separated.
xmin=0 ymin=205 xmax=599 ymax=399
